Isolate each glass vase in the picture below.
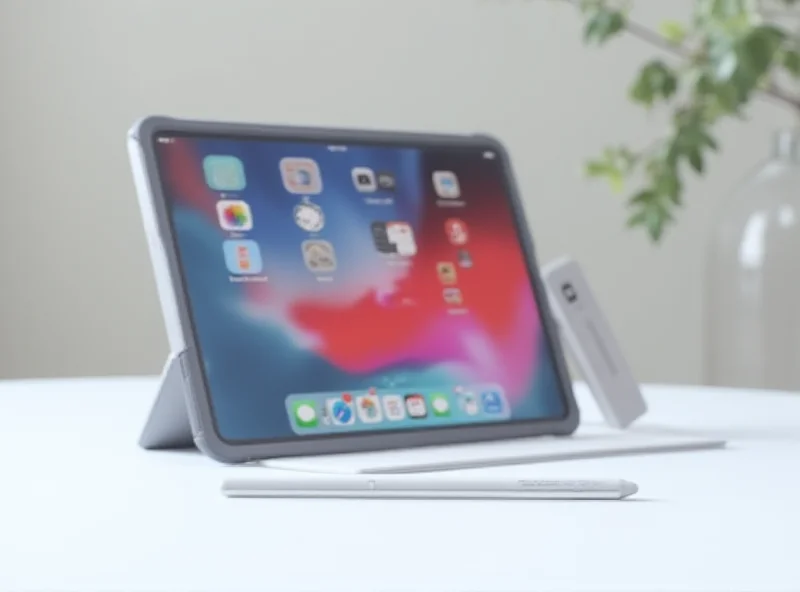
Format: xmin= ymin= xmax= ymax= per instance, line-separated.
xmin=705 ymin=129 xmax=800 ymax=391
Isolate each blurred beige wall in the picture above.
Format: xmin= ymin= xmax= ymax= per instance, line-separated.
xmin=0 ymin=0 xmax=791 ymax=382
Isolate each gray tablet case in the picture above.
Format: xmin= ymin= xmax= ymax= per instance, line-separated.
xmin=129 ymin=116 xmax=602 ymax=464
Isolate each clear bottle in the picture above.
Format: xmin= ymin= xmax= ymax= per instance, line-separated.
xmin=705 ymin=129 xmax=800 ymax=391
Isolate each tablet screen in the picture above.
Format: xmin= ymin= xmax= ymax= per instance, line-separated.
xmin=154 ymin=132 xmax=568 ymax=443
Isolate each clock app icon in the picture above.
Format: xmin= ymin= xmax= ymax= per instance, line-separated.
xmin=294 ymin=202 xmax=325 ymax=232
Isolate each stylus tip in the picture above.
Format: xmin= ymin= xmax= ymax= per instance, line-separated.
xmin=620 ymin=480 xmax=639 ymax=498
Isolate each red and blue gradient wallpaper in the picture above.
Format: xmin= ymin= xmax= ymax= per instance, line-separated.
xmin=155 ymin=134 xmax=567 ymax=442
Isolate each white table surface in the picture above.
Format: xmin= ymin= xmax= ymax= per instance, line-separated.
xmin=0 ymin=377 xmax=798 ymax=592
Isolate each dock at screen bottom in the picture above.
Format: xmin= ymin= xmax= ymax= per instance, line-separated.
xmin=285 ymin=386 xmax=510 ymax=435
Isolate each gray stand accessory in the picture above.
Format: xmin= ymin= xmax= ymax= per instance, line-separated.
xmin=139 ymin=352 xmax=195 ymax=450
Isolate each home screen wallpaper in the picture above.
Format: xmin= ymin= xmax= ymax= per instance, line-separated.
xmin=155 ymin=132 xmax=567 ymax=443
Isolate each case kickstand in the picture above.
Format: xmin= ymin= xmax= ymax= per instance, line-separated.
xmin=138 ymin=352 xmax=194 ymax=450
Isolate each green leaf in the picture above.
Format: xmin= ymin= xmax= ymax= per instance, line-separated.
xmin=709 ymin=25 xmax=786 ymax=107
xmin=608 ymin=170 xmax=624 ymax=193
xmin=629 ymin=189 xmax=656 ymax=205
xmin=700 ymin=130 xmax=719 ymax=151
xmin=630 ymin=60 xmax=679 ymax=106
xmin=688 ymin=148 xmax=705 ymax=173
xmin=741 ymin=25 xmax=786 ymax=75
xmin=584 ymin=7 xmax=626 ymax=44
xmin=659 ymin=20 xmax=688 ymax=45
xmin=692 ymin=72 xmax=714 ymax=96
xmin=706 ymin=0 xmax=750 ymax=19
xmin=645 ymin=206 xmax=666 ymax=242
xmin=666 ymin=108 xmax=717 ymax=175
xmin=707 ymin=25 xmax=785 ymax=112
xmin=658 ymin=171 xmax=682 ymax=204
xmin=714 ymin=82 xmax=745 ymax=114
xmin=585 ymin=160 xmax=609 ymax=176
xmin=585 ymin=146 xmax=640 ymax=193
xmin=643 ymin=155 xmax=683 ymax=206
xmin=715 ymin=52 xmax=738 ymax=81
xmin=783 ymin=49 xmax=800 ymax=77
xmin=626 ymin=209 xmax=648 ymax=228
xmin=625 ymin=189 xmax=676 ymax=241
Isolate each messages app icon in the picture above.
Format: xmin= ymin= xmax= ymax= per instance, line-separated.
xmin=203 ymin=155 xmax=246 ymax=191
xmin=430 ymin=393 xmax=450 ymax=417
xmin=292 ymin=400 xmax=318 ymax=428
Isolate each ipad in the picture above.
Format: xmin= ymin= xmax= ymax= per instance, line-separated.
xmin=128 ymin=116 xmax=579 ymax=463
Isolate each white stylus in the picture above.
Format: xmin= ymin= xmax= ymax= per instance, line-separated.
xmin=222 ymin=476 xmax=639 ymax=500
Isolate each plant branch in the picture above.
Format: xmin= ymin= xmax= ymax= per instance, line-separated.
xmin=763 ymin=11 xmax=800 ymax=18
xmin=561 ymin=0 xmax=691 ymax=58
xmin=550 ymin=0 xmax=800 ymax=241
xmin=625 ymin=17 xmax=693 ymax=58
xmin=561 ymin=0 xmax=800 ymax=112
xmin=765 ymin=81 xmax=800 ymax=109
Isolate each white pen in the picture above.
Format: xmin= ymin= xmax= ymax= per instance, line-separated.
xmin=222 ymin=476 xmax=639 ymax=500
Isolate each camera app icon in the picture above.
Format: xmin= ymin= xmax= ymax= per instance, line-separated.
xmin=351 ymin=167 xmax=377 ymax=192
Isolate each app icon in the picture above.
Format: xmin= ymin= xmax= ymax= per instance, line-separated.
xmin=458 ymin=391 xmax=479 ymax=415
xmin=301 ymin=240 xmax=337 ymax=272
xmin=377 ymin=172 xmax=396 ymax=190
xmin=481 ymin=390 xmax=505 ymax=414
xmin=386 ymin=222 xmax=417 ymax=256
xmin=457 ymin=249 xmax=473 ymax=268
xmin=430 ymin=393 xmax=451 ymax=417
xmin=280 ymin=158 xmax=322 ymax=194
xmin=352 ymin=167 xmax=377 ymax=192
xmin=356 ymin=394 xmax=383 ymax=423
xmin=442 ymin=287 xmax=463 ymax=306
xmin=371 ymin=222 xmax=396 ymax=254
xmin=445 ymin=218 xmax=469 ymax=245
xmin=437 ymin=262 xmax=458 ymax=285
xmin=216 ymin=200 xmax=253 ymax=231
xmin=292 ymin=400 xmax=318 ymax=428
xmin=382 ymin=395 xmax=406 ymax=421
xmin=223 ymin=240 xmax=263 ymax=275
xmin=203 ymin=155 xmax=246 ymax=191
xmin=404 ymin=394 xmax=427 ymax=419
xmin=432 ymin=170 xmax=460 ymax=199
xmin=326 ymin=394 xmax=355 ymax=425
xmin=294 ymin=202 xmax=325 ymax=232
